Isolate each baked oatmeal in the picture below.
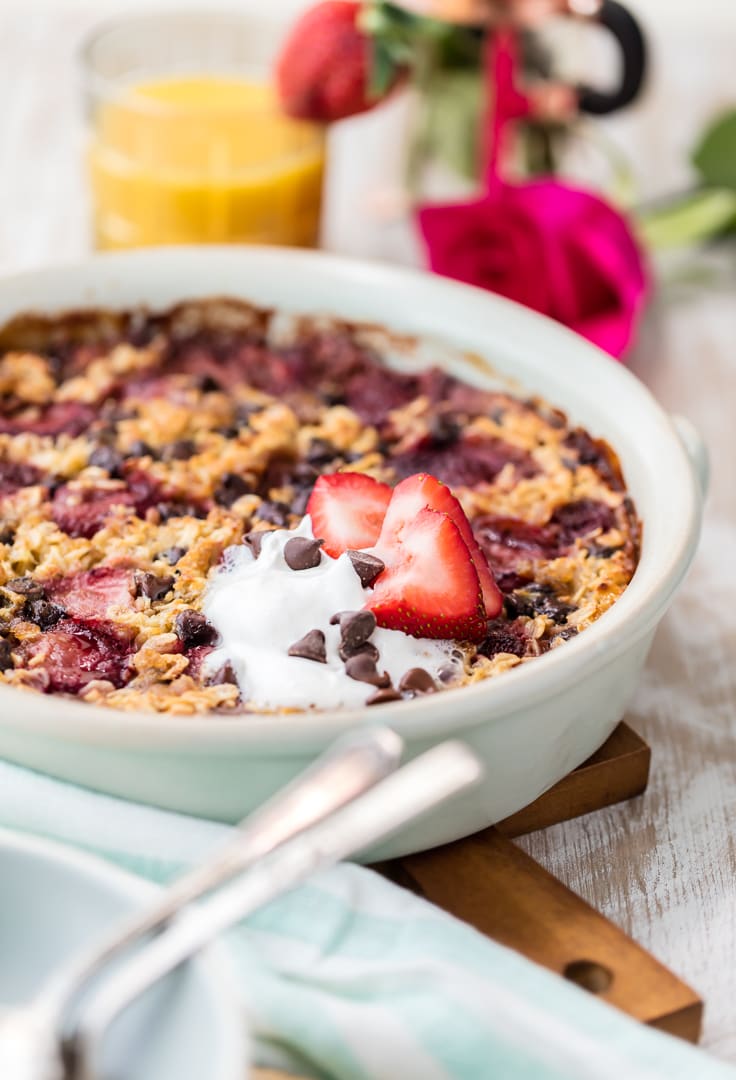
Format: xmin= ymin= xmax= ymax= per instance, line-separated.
xmin=0 ymin=300 xmax=639 ymax=714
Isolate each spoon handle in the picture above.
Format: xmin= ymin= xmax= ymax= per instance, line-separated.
xmin=71 ymin=741 xmax=482 ymax=1080
xmin=42 ymin=726 xmax=403 ymax=1020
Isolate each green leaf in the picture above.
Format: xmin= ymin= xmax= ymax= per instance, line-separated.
xmin=692 ymin=110 xmax=736 ymax=190
xmin=637 ymin=188 xmax=736 ymax=250
xmin=369 ymin=39 xmax=399 ymax=99
xmin=417 ymin=70 xmax=484 ymax=181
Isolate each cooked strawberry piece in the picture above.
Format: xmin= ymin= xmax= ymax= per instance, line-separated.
xmin=306 ymin=472 xmax=392 ymax=558
xmin=46 ymin=567 xmax=134 ymax=620
xmin=391 ymin=434 xmax=538 ymax=488
xmin=369 ymin=507 xmax=486 ymax=641
xmin=379 ymin=473 xmax=502 ymax=618
xmin=550 ymin=498 xmax=615 ymax=541
xmin=185 ymin=644 xmax=215 ymax=680
xmin=20 ymin=618 xmax=134 ymax=693
xmin=51 ymin=485 xmax=139 ymax=539
xmin=478 ymin=620 xmax=527 ymax=659
xmin=51 ymin=469 xmax=163 ymax=539
xmin=473 ymin=515 xmax=561 ymax=572
xmin=276 ymin=1 xmax=404 ymax=123
xmin=0 ymin=460 xmax=42 ymax=496
xmin=0 ymin=401 xmax=95 ymax=438
xmin=344 ymin=367 xmax=417 ymax=426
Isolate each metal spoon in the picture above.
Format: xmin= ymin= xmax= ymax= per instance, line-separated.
xmin=70 ymin=739 xmax=482 ymax=1080
xmin=0 ymin=725 xmax=404 ymax=1080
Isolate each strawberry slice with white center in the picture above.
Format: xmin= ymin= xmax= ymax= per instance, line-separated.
xmin=379 ymin=473 xmax=502 ymax=617
xmin=46 ymin=567 xmax=134 ymax=620
xmin=368 ymin=507 xmax=486 ymax=641
xmin=306 ymin=472 xmax=392 ymax=558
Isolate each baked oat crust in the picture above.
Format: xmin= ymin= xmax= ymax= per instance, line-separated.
xmin=0 ymin=299 xmax=639 ymax=714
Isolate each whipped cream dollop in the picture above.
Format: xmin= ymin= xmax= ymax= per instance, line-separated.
xmin=203 ymin=517 xmax=459 ymax=710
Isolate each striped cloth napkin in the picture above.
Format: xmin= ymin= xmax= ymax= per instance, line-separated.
xmin=0 ymin=758 xmax=733 ymax=1080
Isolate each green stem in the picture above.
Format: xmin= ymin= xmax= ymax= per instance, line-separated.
xmin=638 ymin=188 xmax=736 ymax=250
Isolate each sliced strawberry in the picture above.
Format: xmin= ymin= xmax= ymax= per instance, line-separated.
xmin=306 ymin=472 xmax=392 ymax=558
xmin=19 ymin=618 xmax=134 ymax=694
xmin=46 ymin=567 xmax=134 ymax=620
xmin=379 ymin=473 xmax=502 ymax=618
xmin=368 ymin=507 xmax=486 ymax=641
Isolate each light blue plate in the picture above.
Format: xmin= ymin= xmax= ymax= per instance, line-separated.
xmin=0 ymin=828 xmax=246 ymax=1080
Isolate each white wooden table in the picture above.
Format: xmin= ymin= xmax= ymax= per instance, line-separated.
xmin=2 ymin=2 xmax=735 ymax=1066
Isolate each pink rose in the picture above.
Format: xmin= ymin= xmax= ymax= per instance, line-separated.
xmin=417 ymin=179 xmax=649 ymax=360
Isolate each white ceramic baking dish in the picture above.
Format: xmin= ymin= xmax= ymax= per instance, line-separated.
xmin=0 ymin=248 xmax=706 ymax=857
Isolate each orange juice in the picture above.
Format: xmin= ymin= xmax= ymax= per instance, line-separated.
xmin=89 ymin=76 xmax=325 ymax=249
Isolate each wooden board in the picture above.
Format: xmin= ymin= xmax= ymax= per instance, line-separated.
xmin=392 ymin=830 xmax=702 ymax=1042
xmin=254 ymin=725 xmax=701 ymax=1077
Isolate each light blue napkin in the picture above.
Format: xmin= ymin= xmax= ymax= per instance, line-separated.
xmin=0 ymin=758 xmax=732 ymax=1080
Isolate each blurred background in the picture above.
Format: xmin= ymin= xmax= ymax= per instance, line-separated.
xmin=2 ymin=0 xmax=734 ymax=279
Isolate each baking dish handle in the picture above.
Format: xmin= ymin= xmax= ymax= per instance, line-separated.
xmin=671 ymin=414 xmax=709 ymax=498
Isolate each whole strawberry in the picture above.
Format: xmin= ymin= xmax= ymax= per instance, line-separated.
xmin=276 ymin=1 xmax=405 ymax=123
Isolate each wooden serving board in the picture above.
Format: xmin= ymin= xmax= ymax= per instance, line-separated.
xmin=253 ymin=723 xmax=702 ymax=1079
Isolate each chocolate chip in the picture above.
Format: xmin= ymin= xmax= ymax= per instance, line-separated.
xmin=6 ymin=576 xmax=46 ymax=601
xmin=235 ymin=402 xmax=262 ymax=424
xmin=162 ymin=439 xmax=197 ymax=462
xmin=0 ymin=638 xmax=14 ymax=672
xmin=155 ymin=501 xmax=206 ymax=523
xmin=344 ymin=652 xmax=390 ymax=688
xmin=335 ymin=610 xmax=376 ymax=654
xmin=284 ymin=537 xmax=323 ymax=571
xmin=160 ymin=546 xmax=187 ymax=565
xmin=128 ymin=439 xmax=155 ymax=459
xmin=366 ymin=687 xmax=402 ymax=706
xmin=291 ymin=489 xmax=312 ymax=516
xmin=339 ymin=640 xmax=379 ymax=664
xmin=134 ymin=571 xmax=175 ymax=602
xmin=288 ymin=629 xmax=327 ymax=663
xmin=255 ymin=501 xmax=291 ymax=527
xmin=428 ymin=413 xmax=461 ymax=447
xmin=0 ymin=527 xmax=14 ymax=546
xmin=244 ymin=530 xmax=266 ymax=558
xmin=174 ymin=610 xmax=217 ymax=648
xmin=88 ymin=445 xmax=123 ymax=477
xmin=346 ymin=550 xmax=385 ymax=588
xmin=207 ymin=661 xmax=239 ymax=686
xmin=305 ymin=438 xmax=336 ymax=466
xmin=215 ymin=473 xmax=252 ymax=508
xmin=198 ymin=375 xmax=221 ymax=393
xmin=398 ymin=668 xmax=437 ymax=695
xmin=24 ymin=599 xmax=65 ymax=629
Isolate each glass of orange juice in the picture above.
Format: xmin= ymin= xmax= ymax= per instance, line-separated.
xmin=81 ymin=12 xmax=326 ymax=250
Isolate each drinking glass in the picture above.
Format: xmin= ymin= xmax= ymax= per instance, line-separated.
xmin=81 ymin=12 xmax=326 ymax=249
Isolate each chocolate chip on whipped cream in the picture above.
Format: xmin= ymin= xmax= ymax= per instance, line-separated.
xmin=288 ymin=629 xmax=327 ymax=664
xmin=398 ymin=667 xmax=437 ymax=695
xmin=331 ymin=610 xmax=376 ymax=653
xmin=339 ymin=640 xmax=379 ymax=664
xmin=244 ymin=530 xmax=266 ymax=558
xmin=284 ymin=536 xmax=324 ymax=571
xmin=207 ymin=660 xmax=239 ymax=686
xmin=346 ymin=550 xmax=385 ymax=588
xmin=344 ymin=652 xmax=390 ymax=688
xmin=366 ymin=687 xmax=403 ymax=706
